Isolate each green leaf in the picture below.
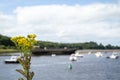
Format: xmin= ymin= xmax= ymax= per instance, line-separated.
xmin=29 ymin=72 xmax=34 ymax=80
xmin=16 ymin=69 xmax=27 ymax=78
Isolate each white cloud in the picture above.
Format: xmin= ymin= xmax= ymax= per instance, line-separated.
xmin=0 ymin=13 xmax=16 ymax=35
xmin=0 ymin=2 xmax=120 ymax=45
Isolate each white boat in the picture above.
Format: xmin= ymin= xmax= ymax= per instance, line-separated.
xmin=109 ymin=55 xmax=118 ymax=59
xmin=95 ymin=52 xmax=102 ymax=57
xmin=51 ymin=54 xmax=56 ymax=57
xmin=88 ymin=51 xmax=92 ymax=55
xmin=4 ymin=56 xmax=19 ymax=63
xmin=69 ymin=54 xmax=77 ymax=61
xmin=75 ymin=52 xmax=84 ymax=57
xmin=107 ymin=52 xmax=119 ymax=59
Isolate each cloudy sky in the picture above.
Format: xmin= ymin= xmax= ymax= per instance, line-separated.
xmin=0 ymin=0 xmax=120 ymax=45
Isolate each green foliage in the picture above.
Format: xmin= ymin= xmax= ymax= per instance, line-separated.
xmin=0 ymin=45 xmax=6 ymax=49
xmin=37 ymin=41 xmax=120 ymax=49
xmin=17 ymin=55 xmax=34 ymax=80
xmin=11 ymin=34 xmax=37 ymax=80
xmin=0 ymin=34 xmax=120 ymax=50
xmin=0 ymin=34 xmax=15 ymax=49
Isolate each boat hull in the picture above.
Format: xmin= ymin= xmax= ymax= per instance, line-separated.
xmin=4 ymin=61 xmax=19 ymax=63
xmin=4 ymin=56 xmax=19 ymax=64
xmin=32 ymin=48 xmax=76 ymax=55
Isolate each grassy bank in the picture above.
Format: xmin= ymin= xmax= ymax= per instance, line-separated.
xmin=0 ymin=49 xmax=19 ymax=53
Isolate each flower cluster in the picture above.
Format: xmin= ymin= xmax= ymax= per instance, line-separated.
xmin=11 ymin=34 xmax=37 ymax=55
xmin=11 ymin=34 xmax=37 ymax=80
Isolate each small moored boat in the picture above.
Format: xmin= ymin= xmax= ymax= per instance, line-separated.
xmin=69 ymin=54 xmax=77 ymax=61
xmin=95 ymin=52 xmax=102 ymax=57
xmin=75 ymin=52 xmax=84 ymax=57
xmin=107 ymin=52 xmax=119 ymax=59
xmin=88 ymin=51 xmax=92 ymax=55
xmin=4 ymin=56 xmax=19 ymax=63
xmin=51 ymin=54 xmax=56 ymax=57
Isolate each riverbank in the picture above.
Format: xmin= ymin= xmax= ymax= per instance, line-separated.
xmin=0 ymin=49 xmax=19 ymax=53
xmin=76 ymin=49 xmax=120 ymax=54
xmin=0 ymin=49 xmax=120 ymax=55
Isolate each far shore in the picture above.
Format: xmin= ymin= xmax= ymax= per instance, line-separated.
xmin=76 ymin=49 xmax=120 ymax=54
xmin=0 ymin=49 xmax=19 ymax=53
xmin=0 ymin=49 xmax=120 ymax=55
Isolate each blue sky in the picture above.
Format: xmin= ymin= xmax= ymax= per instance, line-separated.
xmin=0 ymin=0 xmax=118 ymax=14
xmin=0 ymin=0 xmax=120 ymax=45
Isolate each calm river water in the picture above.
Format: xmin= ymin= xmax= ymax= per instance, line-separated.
xmin=0 ymin=52 xmax=120 ymax=80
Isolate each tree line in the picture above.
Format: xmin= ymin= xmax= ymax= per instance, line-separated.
xmin=0 ymin=34 xmax=14 ymax=49
xmin=0 ymin=34 xmax=120 ymax=49
xmin=37 ymin=41 xmax=120 ymax=49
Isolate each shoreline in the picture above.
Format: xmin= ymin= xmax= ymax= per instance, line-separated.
xmin=0 ymin=49 xmax=120 ymax=56
xmin=76 ymin=49 xmax=120 ymax=54
xmin=0 ymin=49 xmax=19 ymax=53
